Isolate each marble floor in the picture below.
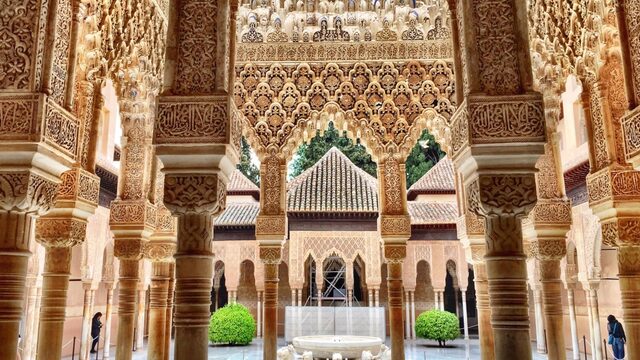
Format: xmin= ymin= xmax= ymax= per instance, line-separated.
xmin=68 ymin=337 xmax=585 ymax=360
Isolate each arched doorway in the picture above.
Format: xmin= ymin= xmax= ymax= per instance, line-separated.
xmin=353 ymin=255 xmax=367 ymax=305
xmin=322 ymin=255 xmax=346 ymax=306
xmin=237 ymin=260 xmax=258 ymax=318
xmin=211 ymin=261 xmax=227 ymax=312
xmin=415 ymin=260 xmax=434 ymax=315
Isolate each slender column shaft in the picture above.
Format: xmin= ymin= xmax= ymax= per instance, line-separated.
xmin=410 ymin=291 xmax=416 ymax=339
xmin=297 ymin=290 xmax=302 ymax=307
xmin=148 ymin=261 xmax=170 ymax=360
xmin=173 ymin=213 xmax=214 ymax=360
xmin=103 ymin=287 xmax=114 ymax=360
xmin=31 ymin=287 xmax=42 ymax=357
xmin=135 ymin=288 xmax=146 ymax=350
xmin=473 ymin=263 xmax=494 ymax=360
xmin=387 ymin=261 xmax=405 ymax=360
xmin=291 ymin=290 xmax=296 ymax=306
xmin=404 ymin=291 xmax=410 ymax=339
xmin=80 ymin=286 xmax=96 ymax=360
xmin=22 ymin=284 xmax=39 ymax=360
xmin=588 ymin=288 xmax=603 ymax=360
xmin=533 ymin=289 xmax=546 ymax=353
xmin=0 ymin=212 xmax=34 ymax=360
xmin=440 ymin=291 xmax=445 ymax=311
xmin=539 ymin=259 xmax=565 ymax=360
xmin=36 ymin=247 xmax=72 ymax=360
xmin=567 ymin=288 xmax=580 ymax=360
xmin=164 ymin=263 xmax=175 ymax=360
xmin=618 ymin=246 xmax=640 ymax=360
xmin=257 ymin=292 xmax=262 ymax=338
xmin=484 ymin=216 xmax=531 ymax=360
xmin=263 ymin=262 xmax=279 ymax=360
xmin=374 ymin=289 xmax=379 ymax=308
xmin=455 ymin=289 xmax=460 ymax=316
xmin=115 ymin=259 xmax=140 ymax=360
xmin=462 ymin=290 xmax=469 ymax=340
xmin=368 ymin=289 xmax=373 ymax=307
xmin=585 ymin=292 xmax=597 ymax=358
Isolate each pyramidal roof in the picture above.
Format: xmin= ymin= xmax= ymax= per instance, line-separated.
xmin=227 ymin=169 xmax=260 ymax=194
xmin=287 ymin=147 xmax=379 ymax=214
xmin=407 ymin=156 xmax=455 ymax=199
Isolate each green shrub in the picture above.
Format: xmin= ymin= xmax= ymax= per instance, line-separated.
xmin=209 ymin=303 xmax=255 ymax=345
xmin=415 ymin=309 xmax=460 ymax=346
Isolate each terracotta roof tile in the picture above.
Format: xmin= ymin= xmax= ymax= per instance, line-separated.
xmin=407 ymin=201 xmax=457 ymax=224
xmin=215 ymin=202 xmax=260 ymax=228
xmin=227 ymin=169 xmax=260 ymax=193
xmin=407 ymin=156 xmax=455 ymax=198
xmin=287 ymin=147 xmax=379 ymax=213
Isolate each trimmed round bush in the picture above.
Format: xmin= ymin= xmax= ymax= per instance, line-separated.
xmin=209 ymin=303 xmax=255 ymax=345
xmin=415 ymin=309 xmax=460 ymax=346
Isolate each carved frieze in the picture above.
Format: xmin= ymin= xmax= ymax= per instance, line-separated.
xmin=155 ymin=96 xmax=229 ymax=144
xmin=110 ymin=200 xmax=157 ymax=229
xmin=622 ymin=107 xmax=640 ymax=164
xmin=255 ymin=214 xmax=286 ymax=236
xmin=529 ymin=238 xmax=567 ymax=261
xmin=529 ymin=199 xmax=572 ymax=225
xmin=379 ymin=214 xmax=411 ymax=238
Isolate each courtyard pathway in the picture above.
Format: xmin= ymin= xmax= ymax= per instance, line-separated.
xmin=70 ymin=338 xmax=584 ymax=360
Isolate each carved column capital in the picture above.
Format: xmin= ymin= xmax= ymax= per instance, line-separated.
xmin=379 ymin=214 xmax=411 ymax=238
xmin=383 ymin=244 xmax=407 ymax=264
xmin=144 ymin=241 xmax=176 ymax=262
xmin=529 ymin=239 xmax=567 ymax=261
xmin=163 ymin=174 xmax=226 ymax=216
xmin=0 ymin=171 xmax=59 ymax=214
xmin=35 ymin=218 xmax=86 ymax=248
xmin=255 ymin=215 xmax=287 ymax=238
xmin=602 ymin=217 xmax=640 ymax=247
xmin=259 ymin=246 xmax=283 ymax=265
xmin=467 ymin=174 xmax=538 ymax=218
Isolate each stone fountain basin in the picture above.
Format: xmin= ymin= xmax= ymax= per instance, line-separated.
xmin=292 ymin=335 xmax=383 ymax=358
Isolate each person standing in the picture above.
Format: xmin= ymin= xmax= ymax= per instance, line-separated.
xmin=607 ymin=315 xmax=626 ymax=359
xmin=90 ymin=312 xmax=103 ymax=354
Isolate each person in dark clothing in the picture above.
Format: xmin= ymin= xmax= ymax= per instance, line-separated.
xmin=90 ymin=312 xmax=103 ymax=354
xmin=608 ymin=315 xmax=626 ymax=359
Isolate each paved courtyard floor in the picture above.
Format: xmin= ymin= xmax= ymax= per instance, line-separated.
xmin=72 ymin=337 xmax=583 ymax=360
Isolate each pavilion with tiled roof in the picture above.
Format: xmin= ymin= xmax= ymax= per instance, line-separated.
xmin=215 ymin=148 xmax=458 ymax=237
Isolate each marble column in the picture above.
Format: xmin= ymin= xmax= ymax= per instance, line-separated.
xmin=585 ymin=289 xmax=597 ymax=359
xmin=164 ymin=263 xmax=175 ymax=360
xmin=80 ymin=284 xmax=96 ymax=360
xmin=102 ymin=285 xmax=115 ymax=360
xmin=22 ymin=281 xmax=39 ymax=360
xmin=539 ymin=256 xmax=567 ymax=359
xmin=0 ymin=211 xmax=40 ymax=360
xmin=297 ymin=290 xmax=302 ymax=307
xmin=617 ymin=246 xmax=640 ymax=360
xmin=135 ymin=288 xmax=146 ymax=350
xmin=566 ymin=286 xmax=580 ymax=360
xmin=440 ymin=291 xmax=445 ymax=311
xmin=532 ymin=288 xmax=546 ymax=353
xmin=461 ymin=289 xmax=469 ymax=340
xmin=114 ymin=258 xmax=141 ymax=360
xmin=384 ymin=245 xmax=406 ymax=360
xmin=368 ymin=289 xmax=374 ymax=307
xmin=473 ymin=262 xmax=494 ymax=360
xmin=257 ymin=292 xmax=262 ymax=338
xmin=410 ymin=291 xmax=416 ymax=339
xmin=588 ymin=285 xmax=603 ymax=360
xmin=260 ymin=246 xmax=282 ymax=360
xmin=35 ymin=247 xmax=74 ymax=360
xmin=170 ymin=212 xmax=216 ymax=360
xmin=291 ymin=290 xmax=296 ymax=306
xmin=147 ymin=256 xmax=174 ymax=360
xmin=404 ymin=291 xmax=411 ymax=339
xmin=31 ymin=287 xmax=43 ymax=358
xmin=374 ymin=289 xmax=380 ymax=308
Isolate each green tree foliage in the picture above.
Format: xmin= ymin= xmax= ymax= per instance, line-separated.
xmin=237 ymin=137 xmax=260 ymax=186
xmin=415 ymin=309 xmax=460 ymax=346
xmin=405 ymin=130 xmax=446 ymax=188
xmin=209 ymin=303 xmax=256 ymax=345
xmin=289 ymin=123 xmax=377 ymax=177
